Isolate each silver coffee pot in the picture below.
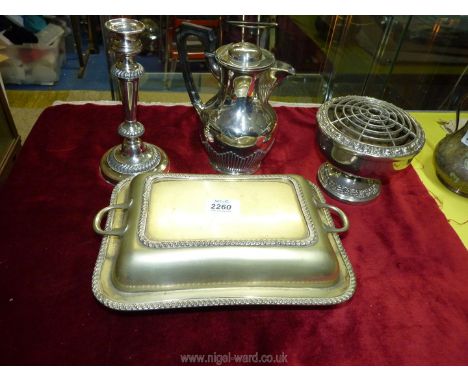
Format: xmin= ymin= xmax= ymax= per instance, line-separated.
xmin=176 ymin=23 xmax=295 ymax=174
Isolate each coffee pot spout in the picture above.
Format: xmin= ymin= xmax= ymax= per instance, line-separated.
xmin=260 ymin=61 xmax=295 ymax=102
xmin=270 ymin=60 xmax=295 ymax=84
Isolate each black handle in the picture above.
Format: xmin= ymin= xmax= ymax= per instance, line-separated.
xmin=176 ymin=22 xmax=218 ymax=111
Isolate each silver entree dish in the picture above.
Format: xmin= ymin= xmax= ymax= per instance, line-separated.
xmin=92 ymin=173 xmax=356 ymax=310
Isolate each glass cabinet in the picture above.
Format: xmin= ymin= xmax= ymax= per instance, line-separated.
xmin=103 ymin=15 xmax=468 ymax=110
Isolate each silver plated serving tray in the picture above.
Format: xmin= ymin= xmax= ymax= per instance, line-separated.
xmin=92 ymin=173 xmax=356 ymax=310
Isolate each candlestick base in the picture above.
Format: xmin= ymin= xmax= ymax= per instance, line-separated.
xmin=100 ymin=144 xmax=169 ymax=184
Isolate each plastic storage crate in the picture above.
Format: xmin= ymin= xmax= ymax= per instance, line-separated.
xmin=0 ymin=24 xmax=66 ymax=85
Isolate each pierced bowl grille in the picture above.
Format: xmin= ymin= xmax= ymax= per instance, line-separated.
xmin=317 ymin=96 xmax=425 ymax=158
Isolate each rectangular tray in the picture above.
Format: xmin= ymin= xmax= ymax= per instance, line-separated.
xmin=92 ymin=174 xmax=356 ymax=310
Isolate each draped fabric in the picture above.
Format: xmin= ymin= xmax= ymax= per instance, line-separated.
xmin=0 ymin=104 xmax=466 ymax=365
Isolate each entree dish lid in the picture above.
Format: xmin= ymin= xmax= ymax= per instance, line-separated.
xmin=92 ymin=173 xmax=356 ymax=310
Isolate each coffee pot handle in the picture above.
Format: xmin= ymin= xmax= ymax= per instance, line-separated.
xmin=176 ymin=23 xmax=219 ymax=114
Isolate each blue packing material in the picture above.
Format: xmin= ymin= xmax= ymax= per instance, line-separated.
xmin=23 ymin=16 xmax=47 ymax=33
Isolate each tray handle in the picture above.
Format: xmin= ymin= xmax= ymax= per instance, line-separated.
xmin=93 ymin=202 xmax=131 ymax=236
xmin=314 ymin=201 xmax=349 ymax=234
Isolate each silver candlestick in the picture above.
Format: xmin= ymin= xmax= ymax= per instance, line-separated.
xmin=100 ymin=18 xmax=169 ymax=183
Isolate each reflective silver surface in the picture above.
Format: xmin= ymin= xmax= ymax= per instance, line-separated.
xmin=215 ymin=42 xmax=275 ymax=71
xmin=177 ymin=25 xmax=294 ymax=174
xmin=434 ymin=121 xmax=468 ymax=197
xmin=199 ymin=55 xmax=294 ymax=175
xmin=92 ymin=173 xmax=356 ymax=310
xmin=101 ymin=18 xmax=169 ymax=183
xmin=433 ymin=95 xmax=468 ymax=197
xmin=317 ymin=96 xmax=425 ymax=203
xmin=317 ymin=162 xmax=381 ymax=204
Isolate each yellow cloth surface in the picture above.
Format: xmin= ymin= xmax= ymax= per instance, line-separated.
xmin=410 ymin=111 xmax=468 ymax=248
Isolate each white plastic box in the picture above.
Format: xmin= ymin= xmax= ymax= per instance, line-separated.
xmin=0 ymin=24 xmax=66 ymax=85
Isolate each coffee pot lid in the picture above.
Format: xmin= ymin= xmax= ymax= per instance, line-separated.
xmin=215 ymin=41 xmax=275 ymax=71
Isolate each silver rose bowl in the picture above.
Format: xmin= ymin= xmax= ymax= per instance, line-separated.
xmin=316 ymin=96 xmax=425 ymax=203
